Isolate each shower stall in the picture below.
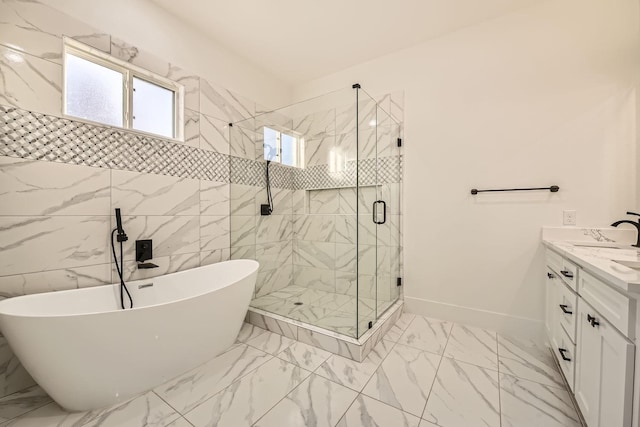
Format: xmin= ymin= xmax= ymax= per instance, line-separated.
xmin=229 ymin=85 xmax=402 ymax=339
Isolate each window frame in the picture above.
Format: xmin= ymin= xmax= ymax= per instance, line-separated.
xmin=263 ymin=126 xmax=304 ymax=168
xmin=62 ymin=37 xmax=184 ymax=141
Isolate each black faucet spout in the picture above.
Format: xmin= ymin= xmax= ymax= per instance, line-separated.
xmin=611 ymin=218 xmax=640 ymax=248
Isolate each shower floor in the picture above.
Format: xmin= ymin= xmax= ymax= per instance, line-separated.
xmin=250 ymin=285 xmax=395 ymax=337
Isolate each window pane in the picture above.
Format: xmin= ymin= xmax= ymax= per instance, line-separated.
xmin=132 ymin=77 xmax=175 ymax=138
xmin=281 ymin=133 xmax=297 ymax=167
xmin=65 ymin=53 xmax=123 ymax=127
xmin=264 ymin=127 xmax=279 ymax=161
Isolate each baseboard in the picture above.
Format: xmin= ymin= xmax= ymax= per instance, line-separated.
xmin=404 ymin=296 xmax=545 ymax=343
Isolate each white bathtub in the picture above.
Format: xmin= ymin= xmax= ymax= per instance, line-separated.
xmin=0 ymin=259 xmax=259 ymax=412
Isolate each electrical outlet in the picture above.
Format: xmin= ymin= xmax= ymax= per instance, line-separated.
xmin=563 ymin=210 xmax=577 ymax=226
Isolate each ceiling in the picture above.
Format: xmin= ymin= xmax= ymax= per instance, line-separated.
xmin=152 ymin=0 xmax=536 ymax=84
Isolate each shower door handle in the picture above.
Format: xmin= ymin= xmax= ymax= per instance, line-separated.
xmin=372 ymin=200 xmax=386 ymax=225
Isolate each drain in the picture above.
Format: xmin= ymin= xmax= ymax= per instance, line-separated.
xmin=294 ymin=302 xmax=303 ymax=306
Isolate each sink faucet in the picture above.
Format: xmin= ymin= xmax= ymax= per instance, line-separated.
xmin=611 ymin=211 xmax=640 ymax=248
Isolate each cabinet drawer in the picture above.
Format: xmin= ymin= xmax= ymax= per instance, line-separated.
xmin=546 ymin=249 xmax=564 ymax=276
xmin=554 ymin=325 xmax=576 ymax=392
xmin=557 ymin=282 xmax=578 ymax=343
xmin=560 ymin=259 xmax=578 ymax=291
xmin=579 ymin=270 xmax=634 ymax=338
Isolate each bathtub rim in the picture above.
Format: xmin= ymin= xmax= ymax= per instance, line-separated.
xmin=0 ymin=259 xmax=259 ymax=319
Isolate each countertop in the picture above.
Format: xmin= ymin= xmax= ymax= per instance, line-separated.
xmin=543 ymin=239 xmax=640 ymax=294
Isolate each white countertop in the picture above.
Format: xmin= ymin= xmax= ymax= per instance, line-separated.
xmin=542 ymin=226 xmax=640 ymax=294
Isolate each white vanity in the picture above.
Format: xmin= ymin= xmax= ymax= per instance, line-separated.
xmin=543 ymin=228 xmax=640 ymax=427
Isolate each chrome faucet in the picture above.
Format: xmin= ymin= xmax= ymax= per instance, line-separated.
xmin=611 ymin=211 xmax=640 ymax=248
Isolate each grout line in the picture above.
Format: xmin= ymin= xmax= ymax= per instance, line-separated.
xmin=152 ymin=390 xmax=183 ymax=420
xmin=418 ymin=320 xmax=452 ymax=422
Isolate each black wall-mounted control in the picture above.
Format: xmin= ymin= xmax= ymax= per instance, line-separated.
xmin=261 ymin=204 xmax=272 ymax=216
xmin=136 ymin=239 xmax=153 ymax=263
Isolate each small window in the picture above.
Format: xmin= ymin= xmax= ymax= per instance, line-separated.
xmin=63 ymin=38 xmax=183 ymax=140
xmin=263 ymin=127 xmax=302 ymax=168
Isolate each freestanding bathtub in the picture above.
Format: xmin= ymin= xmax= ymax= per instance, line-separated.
xmin=0 ymin=259 xmax=259 ymax=412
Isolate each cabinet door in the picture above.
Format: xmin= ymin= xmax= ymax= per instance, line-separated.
xmin=575 ymin=300 xmax=635 ymax=427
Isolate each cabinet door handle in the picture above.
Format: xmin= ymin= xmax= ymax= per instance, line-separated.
xmin=559 ymin=304 xmax=573 ymax=315
xmin=558 ymin=348 xmax=572 ymax=361
xmin=587 ymin=314 xmax=600 ymax=327
xmin=560 ymin=270 xmax=574 ymax=279
xmin=547 ymin=272 xmax=555 ymax=279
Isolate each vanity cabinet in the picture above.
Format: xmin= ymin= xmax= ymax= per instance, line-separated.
xmin=545 ymin=248 xmax=636 ymax=427
xmin=574 ymin=299 xmax=634 ymax=427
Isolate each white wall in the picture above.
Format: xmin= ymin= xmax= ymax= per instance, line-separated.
xmin=294 ymin=0 xmax=640 ymax=337
xmin=42 ymin=0 xmax=292 ymax=109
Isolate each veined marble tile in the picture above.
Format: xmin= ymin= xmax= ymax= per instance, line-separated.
xmin=313 ymin=293 xmax=353 ymax=311
xmin=294 ymin=215 xmax=335 ymax=242
xmin=246 ymin=330 xmax=295 ymax=356
xmin=255 ymin=373 xmax=357 ymax=427
xmin=230 ymin=124 xmax=258 ymax=160
xmin=292 ymin=190 xmax=305 ymax=214
xmin=0 ymin=46 xmax=61 ymax=117
xmin=0 ymin=338 xmax=34 ymax=401
xmin=2 ymin=391 xmax=180 ymax=427
xmin=335 ymin=244 xmax=357 ymax=273
xmin=289 ymin=288 xmax=331 ymax=305
xmin=199 ymin=215 xmax=230 ymax=251
xmin=254 ymin=187 xmax=292 ymax=216
xmin=292 ymin=265 xmax=335 ymax=293
xmin=0 ymin=157 xmax=110 ymax=215
xmin=250 ymin=295 xmax=299 ymax=317
xmin=423 ymin=358 xmax=500 ymax=427
xmin=111 ymin=169 xmax=199 ymax=216
xmin=338 ymin=188 xmax=356 ymax=214
xmin=297 ymin=328 xmax=361 ymax=360
xmin=444 ymin=324 xmax=498 ymax=370
xmin=276 ymin=341 xmax=331 ymax=371
xmin=398 ymin=315 xmax=452 ymax=355
xmin=230 ymin=215 xmax=255 ymax=247
xmin=0 ymin=216 xmax=110 ymax=276
xmin=199 ymin=114 xmax=230 ymax=154
xmin=255 ymin=264 xmax=293 ymax=298
xmin=236 ymin=322 xmax=268 ymax=343
xmin=248 ymin=312 xmax=298 ymax=340
xmin=497 ymin=335 xmax=564 ymax=388
xmin=304 ymin=136 xmax=335 ymax=167
xmin=255 ymin=241 xmax=292 ymax=271
xmin=390 ymin=91 xmax=405 ymax=123
xmin=418 ymin=420 xmax=439 ymax=427
xmin=230 ymin=184 xmax=258 ymax=216
xmin=0 ymin=386 xmax=52 ymax=424
xmin=309 ymin=189 xmax=339 ymax=214
xmin=119 ymin=216 xmax=199 ymax=260
xmin=155 ymin=343 xmax=272 ymax=415
xmin=199 ymin=248 xmax=230 ymax=266
xmin=335 ymin=272 xmax=376 ymax=299
xmin=500 ymin=374 xmax=581 ymax=427
xmin=183 ymin=108 xmax=200 ymax=148
xmin=314 ymin=310 xmax=359 ymax=336
xmin=291 ymin=305 xmax=337 ymax=325
xmin=200 ymin=79 xmax=255 ymax=123
xmin=337 ymin=394 xmax=420 ymax=427
xmin=357 ymin=244 xmax=377 ymax=276
xmin=118 ymin=252 xmax=199 ymax=282
xmin=230 ymin=244 xmax=255 ymax=260
xmin=199 ymin=180 xmax=229 ymax=215
xmin=256 ymin=214 xmax=292 ymax=244
xmin=293 ymin=240 xmax=335 ymax=270
xmin=315 ymin=340 xmax=393 ymax=391
xmin=183 ymin=358 xmax=310 ymax=427
xmin=335 ymin=215 xmax=356 ymax=244
xmin=264 ymin=285 xmax=307 ymax=298
xmin=362 ymin=344 xmax=440 ymax=417
xmin=0 ymin=264 xmax=111 ymax=298
xmin=165 ymin=417 xmax=193 ymax=427
xmin=292 ymin=109 xmax=335 ymax=139
xmin=0 ymin=1 xmax=109 ymax=64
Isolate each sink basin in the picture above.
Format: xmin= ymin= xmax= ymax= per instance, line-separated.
xmin=570 ymin=241 xmax=627 ymax=249
xmin=614 ymin=260 xmax=640 ymax=270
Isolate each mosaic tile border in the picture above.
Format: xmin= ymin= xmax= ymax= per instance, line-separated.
xmin=0 ymin=105 xmax=230 ymax=182
xmin=1 ymin=105 xmax=402 ymax=190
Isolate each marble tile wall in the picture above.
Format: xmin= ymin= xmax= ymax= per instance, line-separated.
xmin=0 ymin=0 xmax=263 ymax=398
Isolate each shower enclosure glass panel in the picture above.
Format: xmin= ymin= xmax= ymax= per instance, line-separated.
xmin=229 ymin=86 xmax=401 ymax=339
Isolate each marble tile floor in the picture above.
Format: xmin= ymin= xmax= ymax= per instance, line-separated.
xmin=0 ymin=313 xmax=584 ymax=427
xmin=250 ymin=285 xmax=396 ymax=337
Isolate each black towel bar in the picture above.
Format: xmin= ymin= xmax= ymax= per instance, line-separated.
xmin=471 ymin=185 xmax=559 ymax=195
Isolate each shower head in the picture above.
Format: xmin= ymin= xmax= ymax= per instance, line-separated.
xmin=115 ymin=208 xmax=128 ymax=242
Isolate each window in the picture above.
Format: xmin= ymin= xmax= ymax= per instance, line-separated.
xmin=63 ymin=38 xmax=183 ymax=140
xmin=263 ymin=127 xmax=303 ymax=167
